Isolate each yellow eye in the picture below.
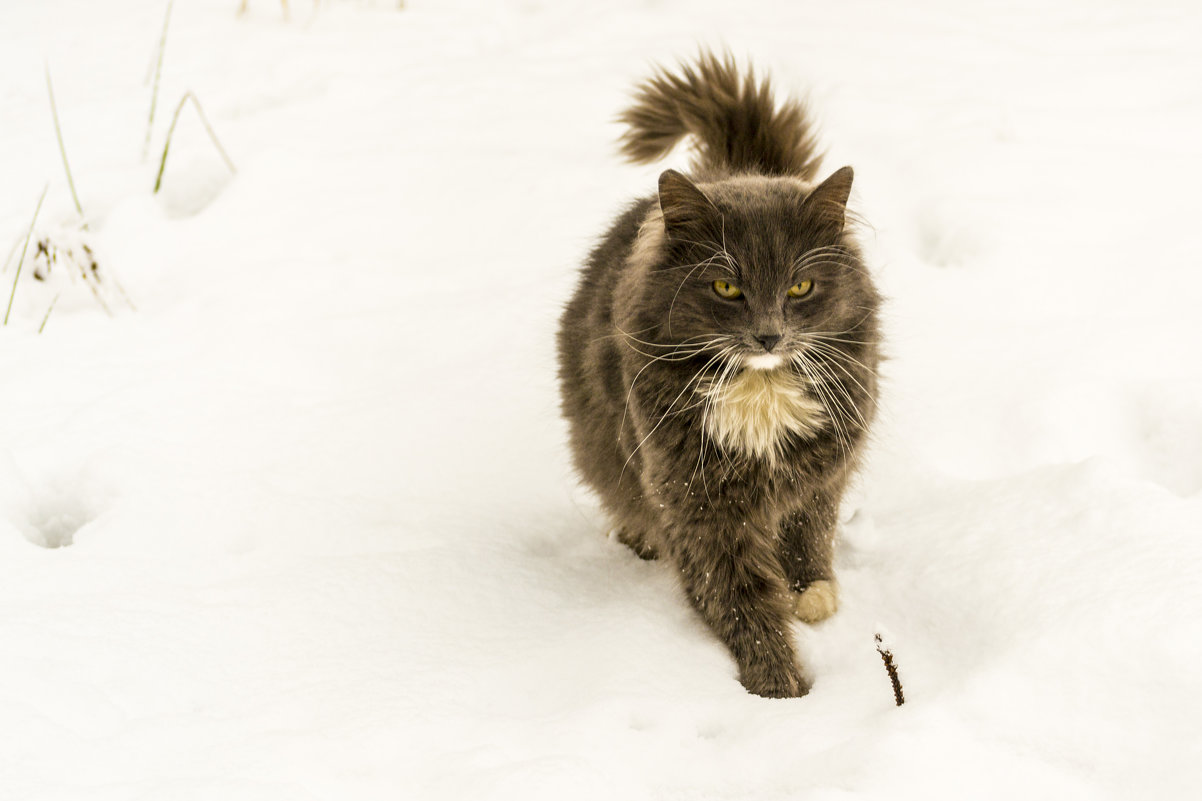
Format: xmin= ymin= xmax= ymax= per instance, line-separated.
xmin=712 ymin=279 xmax=743 ymax=299
xmin=787 ymin=279 xmax=814 ymax=298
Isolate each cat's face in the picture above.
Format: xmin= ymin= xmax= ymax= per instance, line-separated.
xmin=633 ymin=169 xmax=877 ymax=377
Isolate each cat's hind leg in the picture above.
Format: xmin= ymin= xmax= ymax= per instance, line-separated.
xmin=779 ymin=496 xmax=840 ymax=623
xmin=612 ymin=500 xmax=662 ymax=560
xmin=792 ymin=579 xmax=838 ymax=623
xmin=616 ymin=525 xmax=660 ymax=560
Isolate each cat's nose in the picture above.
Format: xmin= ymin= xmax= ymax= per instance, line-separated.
xmin=755 ymin=334 xmax=782 ymax=352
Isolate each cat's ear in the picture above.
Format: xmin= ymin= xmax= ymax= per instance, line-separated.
xmin=801 ymin=166 xmax=854 ymax=235
xmin=658 ymin=170 xmax=719 ymax=239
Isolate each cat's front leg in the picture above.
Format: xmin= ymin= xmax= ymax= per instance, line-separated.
xmin=662 ymin=508 xmax=809 ymax=698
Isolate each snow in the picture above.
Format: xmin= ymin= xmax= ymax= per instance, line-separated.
xmin=2 ymin=0 xmax=1201 ymax=798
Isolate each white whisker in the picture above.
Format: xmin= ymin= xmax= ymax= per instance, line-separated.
xmin=618 ymin=341 xmax=738 ymax=485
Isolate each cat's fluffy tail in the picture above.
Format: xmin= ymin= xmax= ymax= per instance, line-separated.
xmin=618 ymin=51 xmax=822 ymax=180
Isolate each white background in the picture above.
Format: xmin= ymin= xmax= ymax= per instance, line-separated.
xmin=2 ymin=1 xmax=1200 ymax=798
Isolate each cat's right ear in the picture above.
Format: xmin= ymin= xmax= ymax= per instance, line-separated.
xmin=658 ymin=170 xmax=719 ymax=239
xmin=801 ymin=166 xmax=855 ymax=236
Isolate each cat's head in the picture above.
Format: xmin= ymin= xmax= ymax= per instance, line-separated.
xmin=624 ymin=168 xmax=878 ymax=374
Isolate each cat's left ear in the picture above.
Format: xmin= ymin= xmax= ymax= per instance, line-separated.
xmin=801 ymin=166 xmax=854 ymax=235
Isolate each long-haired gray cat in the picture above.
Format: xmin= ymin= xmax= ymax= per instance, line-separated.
xmin=557 ymin=52 xmax=881 ymax=698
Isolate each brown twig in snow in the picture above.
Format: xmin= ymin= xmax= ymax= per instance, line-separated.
xmin=875 ymin=633 xmax=905 ymax=707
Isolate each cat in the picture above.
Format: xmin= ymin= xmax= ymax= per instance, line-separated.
xmin=557 ymin=51 xmax=881 ymax=698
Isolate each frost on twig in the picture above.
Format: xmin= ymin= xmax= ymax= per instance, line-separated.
xmin=875 ymin=632 xmax=905 ymax=707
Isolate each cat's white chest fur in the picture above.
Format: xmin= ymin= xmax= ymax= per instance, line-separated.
xmin=699 ymin=367 xmax=826 ymax=462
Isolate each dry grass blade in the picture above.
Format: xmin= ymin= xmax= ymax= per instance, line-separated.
xmin=153 ymin=91 xmax=237 ymax=194
xmin=45 ymin=66 xmax=85 ymax=224
xmin=38 ymin=293 xmax=62 ymax=334
xmin=143 ymin=0 xmax=176 ymax=160
xmin=4 ymin=184 xmax=50 ymax=327
xmin=2 ymin=237 xmax=21 ymax=275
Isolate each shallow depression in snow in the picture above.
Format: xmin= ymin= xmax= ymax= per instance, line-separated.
xmin=1 ymin=460 xmax=115 ymax=549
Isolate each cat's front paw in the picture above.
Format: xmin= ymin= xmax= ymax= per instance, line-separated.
xmin=739 ymin=660 xmax=811 ymax=699
xmin=792 ymin=579 xmax=839 ymax=623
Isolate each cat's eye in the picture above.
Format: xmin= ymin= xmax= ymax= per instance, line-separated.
xmin=712 ymin=279 xmax=743 ymax=299
xmin=787 ymin=280 xmax=815 ymax=298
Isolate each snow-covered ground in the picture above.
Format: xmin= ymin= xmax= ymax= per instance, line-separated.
xmin=2 ymin=0 xmax=1201 ymax=798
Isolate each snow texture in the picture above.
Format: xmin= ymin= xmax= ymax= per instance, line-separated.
xmin=2 ymin=0 xmax=1201 ymax=798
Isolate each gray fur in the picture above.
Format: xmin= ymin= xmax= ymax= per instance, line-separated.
xmin=558 ymin=52 xmax=881 ymax=698
xmin=618 ymin=50 xmax=822 ymax=180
